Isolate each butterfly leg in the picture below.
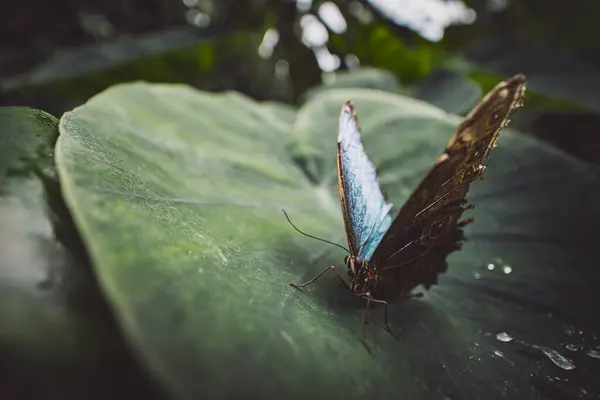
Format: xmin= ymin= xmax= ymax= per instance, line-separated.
xmin=358 ymin=293 xmax=401 ymax=342
xmin=381 ymin=301 xmax=401 ymax=341
xmin=289 ymin=265 xmax=351 ymax=291
xmin=362 ymin=294 xmax=373 ymax=353
xmin=359 ymin=293 xmax=399 ymax=352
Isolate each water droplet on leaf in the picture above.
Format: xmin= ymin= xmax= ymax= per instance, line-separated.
xmin=487 ymin=263 xmax=495 ymax=271
xmin=539 ymin=347 xmax=575 ymax=370
xmin=586 ymin=347 xmax=600 ymax=359
xmin=496 ymin=332 xmax=514 ymax=342
xmin=564 ymin=326 xmax=576 ymax=336
xmin=502 ymin=265 xmax=512 ymax=274
xmin=493 ymin=350 xmax=515 ymax=366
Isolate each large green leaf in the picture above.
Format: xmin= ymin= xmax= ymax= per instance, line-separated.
xmin=301 ymin=67 xmax=482 ymax=116
xmin=301 ymin=67 xmax=404 ymax=102
xmin=412 ymin=68 xmax=482 ymax=115
xmin=56 ymin=84 xmax=600 ymax=399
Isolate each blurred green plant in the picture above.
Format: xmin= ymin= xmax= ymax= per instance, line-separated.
xmin=1 ymin=29 xmax=276 ymax=116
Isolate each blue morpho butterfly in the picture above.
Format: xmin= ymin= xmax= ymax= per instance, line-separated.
xmin=284 ymin=74 xmax=526 ymax=351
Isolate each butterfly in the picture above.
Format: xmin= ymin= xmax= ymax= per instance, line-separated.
xmin=286 ymin=74 xmax=526 ymax=351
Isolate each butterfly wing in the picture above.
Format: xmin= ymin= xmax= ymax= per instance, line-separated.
xmin=337 ymin=101 xmax=393 ymax=260
xmin=370 ymin=74 xmax=527 ymax=299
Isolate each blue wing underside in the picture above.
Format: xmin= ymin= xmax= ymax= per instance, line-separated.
xmin=337 ymin=101 xmax=393 ymax=261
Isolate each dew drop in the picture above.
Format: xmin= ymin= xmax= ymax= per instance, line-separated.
xmin=564 ymin=326 xmax=576 ymax=336
xmin=565 ymin=344 xmax=578 ymax=352
xmin=496 ymin=332 xmax=514 ymax=342
xmin=502 ymin=265 xmax=512 ymax=274
xmin=487 ymin=263 xmax=495 ymax=271
xmin=493 ymin=350 xmax=515 ymax=366
xmin=473 ymin=272 xmax=481 ymax=279
xmin=540 ymin=347 xmax=575 ymax=370
xmin=586 ymin=347 xmax=600 ymax=359
xmin=197 ymin=267 xmax=204 ymax=273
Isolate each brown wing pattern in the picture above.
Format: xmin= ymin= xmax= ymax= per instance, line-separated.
xmin=370 ymin=74 xmax=526 ymax=300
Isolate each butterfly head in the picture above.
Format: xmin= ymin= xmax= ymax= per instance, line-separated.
xmin=344 ymin=255 xmax=377 ymax=293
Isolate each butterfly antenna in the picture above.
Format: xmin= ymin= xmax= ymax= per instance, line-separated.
xmin=281 ymin=209 xmax=351 ymax=254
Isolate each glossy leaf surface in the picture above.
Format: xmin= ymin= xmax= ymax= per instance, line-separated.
xmin=57 ymin=84 xmax=600 ymax=399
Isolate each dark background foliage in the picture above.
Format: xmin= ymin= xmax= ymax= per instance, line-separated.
xmin=3 ymin=0 xmax=600 ymax=164
xmin=1 ymin=1 xmax=600 ymax=399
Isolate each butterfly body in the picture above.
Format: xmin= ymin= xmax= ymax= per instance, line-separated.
xmin=344 ymin=255 xmax=376 ymax=295
xmin=288 ymin=74 xmax=527 ymax=351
